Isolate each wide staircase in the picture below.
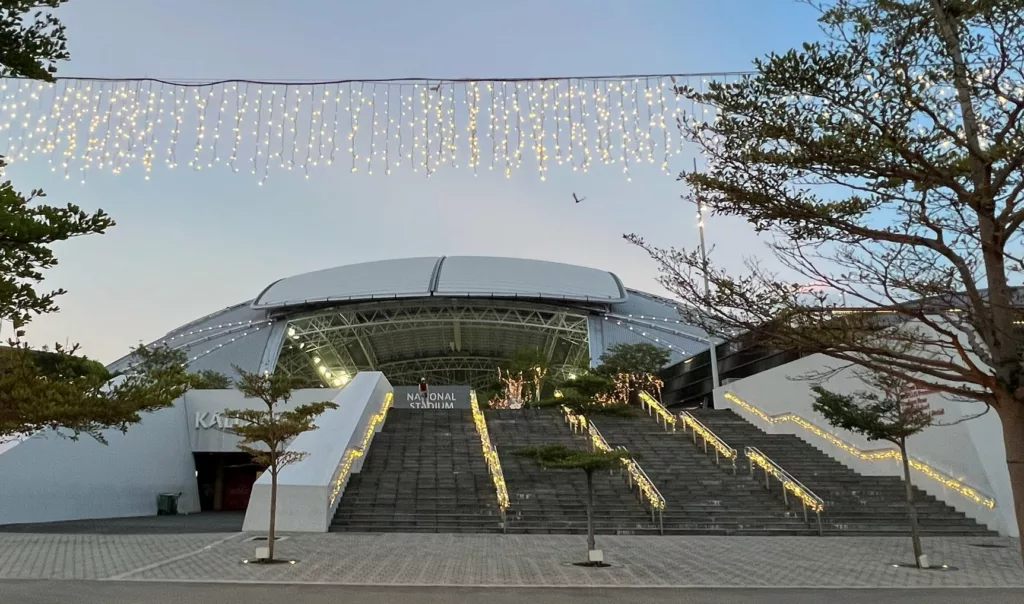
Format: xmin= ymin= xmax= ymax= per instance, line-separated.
xmin=593 ymin=414 xmax=817 ymax=535
xmin=688 ymin=409 xmax=997 ymax=536
xmin=330 ymin=409 xmax=502 ymax=533
xmin=485 ymin=408 xmax=657 ymax=534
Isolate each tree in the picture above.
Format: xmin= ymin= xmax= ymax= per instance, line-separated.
xmin=628 ymin=0 xmax=1024 ymax=559
xmin=0 ymin=343 xmax=193 ymax=443
xmin=222 ymin=369 xmax=337 ymax=562
xmin=515 ymin=444 xmax=631 ymax=560
xmin=506 ymin=347 xmax=550 ymax=403
xmin=812 ymin=371 xmax=943 ymax=568
xmin=597 ymin=343 xmax=670 ymax=403
xmin=191 ymin=370 xmax=232 ymax=389
xmin=0 ymin=1 xmax=70 ymax=81
xmin=598 ymin=343 xmax=671 ymax=376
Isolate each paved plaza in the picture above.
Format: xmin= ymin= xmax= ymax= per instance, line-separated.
xmin=1 ymin=582 xmax=1022 ymax=604
xmin=0 ymin=530 xmax=1021 ymax=589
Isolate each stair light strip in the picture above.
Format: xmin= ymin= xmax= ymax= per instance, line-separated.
xmin=470 ymin=392 xmax=510 ymax=510
xmin=328 ymin=392 xmax=394 ymax=507
xmin=638 ymin=391 xmax=677 ymax=430
xmin=562 ymin=406 xmax=666 ymax=511
xmin=678 ymin=411 xmax=738 ymax=460
xmin=724 ymin=392 xmax=997 ymax=510
xmin=745 ymin=446 xmax=825 ymax=513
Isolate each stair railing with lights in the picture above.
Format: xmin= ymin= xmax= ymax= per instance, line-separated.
xmin=638 ymin=391 xmax=677 ymax=431
xmin=470 ymin=391 xmax=510 ymax=532
xmin=724 ymin=392 xmax=997 ymax=511
xmin=328 ymin=392 xmax=394 ymax=509
xmin=678 ymin=411 xmax=738 ymax=474
xmin=745 ymin=446 xmax=824 ymax=535
xmin=563 ymin=406 xmax=666 ymax=534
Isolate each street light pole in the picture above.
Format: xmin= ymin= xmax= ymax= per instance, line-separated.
xmin=693 ymin=159 xmax=720 ymax=394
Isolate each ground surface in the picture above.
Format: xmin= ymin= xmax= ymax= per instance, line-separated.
xmin=0 ymin=582 xmax=1021 ymax=604
xmin=0 ymin=512 xmax=244 ymax=534
xmin=0 ymin=525 xmax=1021 ymax=588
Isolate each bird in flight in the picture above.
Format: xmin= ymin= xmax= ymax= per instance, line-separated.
xmin=572 ymin=193 xmax=586 ymax=203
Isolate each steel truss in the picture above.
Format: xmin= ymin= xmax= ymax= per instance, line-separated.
xmin=273 ymin=299 xmax=592 ymax=388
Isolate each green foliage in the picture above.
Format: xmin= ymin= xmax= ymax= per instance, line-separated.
xmin=0 ymin=177 xmax=114 ymax=330
xmin=598 ymin=343 xmax=670 ymax=375
xmin=221 ymin=368 xmax=338 ymax=470
xmin=0 ymin=1 xmax=69 ymax=81
xmin=514 ymin=444 xmax=630 ymax=473
xmin=812 ymin=373 xmax=940 ymax=445
xmin=561 ymin=373 xmax=615 ymax=399
xmin=190 ymin=370 xmax=232 ymax=389
xmin=0 ymin=343 xmax=193 ymax=442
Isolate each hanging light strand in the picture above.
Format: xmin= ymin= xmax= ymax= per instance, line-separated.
xmin=0 ymin=74 xmax=736 ymax=181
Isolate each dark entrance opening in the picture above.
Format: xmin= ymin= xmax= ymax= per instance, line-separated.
xmin=193 ymin=452 xmax=266 ymax=512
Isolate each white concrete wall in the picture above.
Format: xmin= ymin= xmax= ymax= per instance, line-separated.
xmin=242 ymin=372 xmax=393 ymax=533
xmin=714 ymin=353 xmax=1018 ymax=537
xmin=0 ymin=403 xmax=200 ymax=525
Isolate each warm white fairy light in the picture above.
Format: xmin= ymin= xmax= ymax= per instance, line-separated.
xmin=0 ymin=75 xmax=732 ymax=181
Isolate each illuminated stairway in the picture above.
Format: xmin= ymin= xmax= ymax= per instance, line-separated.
xmin=688 ymin=409 xmax=997 ymax=536
xmin=330 ymin=409 xmax=502 ymax=533
xmin=485 ymin=408 xmax=657 ymax=534
xmin=593 ymin=414 xmax=818 ymax=535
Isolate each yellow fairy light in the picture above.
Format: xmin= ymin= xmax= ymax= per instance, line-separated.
xmin=723 ymin=392 xmax=997 ymax=510
xmin=470 ymin=391 xmax=509 ymax=510
xmin=329 ymin=392 xmax=393 ymax=506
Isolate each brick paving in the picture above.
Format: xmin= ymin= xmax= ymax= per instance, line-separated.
xmin=0 ymin=532 xmax=1021 ymax=587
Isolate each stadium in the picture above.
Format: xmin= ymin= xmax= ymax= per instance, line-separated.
xmin=108 ymin=255 xmax=712 ymax=388
xmin=0 ymin=255 xmax=1016 ymax=539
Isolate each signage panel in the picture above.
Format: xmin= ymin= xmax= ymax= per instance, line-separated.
xmin=392 ymin=386 xmax=472 ymax=409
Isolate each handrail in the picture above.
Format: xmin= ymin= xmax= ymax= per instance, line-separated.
xmin=745 ymin=445 xmax=824 ymax=535
xmin=562 ymin=406 xmax=666 ymax=533
xmin=724 ymin=392 xmax=997 ymax=510
xmin=470 ymin=392 xmax=511 ymax=524
xmin=329 ymin=392 xmax=393 ymax=506
xmin=638 ymin=391 xmax=677 ymax=431
xmin=678 ymin=411 xmax=738 ymax=473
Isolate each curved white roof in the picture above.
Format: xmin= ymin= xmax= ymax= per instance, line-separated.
xmin=252 ymin=256 xmax=627 ymax=310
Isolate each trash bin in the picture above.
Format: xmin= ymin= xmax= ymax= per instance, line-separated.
xmin=157 ymin=493 xmax=180 ymax=516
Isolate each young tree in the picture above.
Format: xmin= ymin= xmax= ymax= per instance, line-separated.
xmin=0 ymin=343 xmax=193 ymax=443
xmin=515 ymin=444 xmax=631 ymax=560
xmin=222 ymin=369 xmax=337 ymax=561
xmin=191 ymin=370 xmax=232 ymax=389
xmin=628 ymin=0 xmax=1024 ymax=558
xmin=506 ymin=347 xmax=550 ymax=403
xmin=812 ymin=372 xmax=943 ymax=568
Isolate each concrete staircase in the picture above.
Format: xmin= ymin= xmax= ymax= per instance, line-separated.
xmin=485 ymin=408 xmax=658 ymax=534
xmin=592 ymin=415 xmax=818 ymax=535
xmin=330 ymin=409 xmax=502 ymax=533
xmin=688 ymin=409 xmax=997 ymax=537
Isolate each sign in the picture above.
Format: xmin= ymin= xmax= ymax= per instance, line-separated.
xmin=392 ymin=386 xmax=472 ymax=409
xmin=194 ymin=412 xmax=241 ymax=431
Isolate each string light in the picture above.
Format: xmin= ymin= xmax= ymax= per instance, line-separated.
xmin=0 ymin=75 xmax=734 ymax=181
xmin=723 ymin=392 xmax=997 ymax=510
xmin=470 ymin=391 xmax=510 ymax=510
xmin=329 ymin=392 xmax=393 ymax=506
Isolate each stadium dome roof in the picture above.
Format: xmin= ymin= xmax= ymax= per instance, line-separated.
xmin=252 ymin=256 xmax=628 ymax=310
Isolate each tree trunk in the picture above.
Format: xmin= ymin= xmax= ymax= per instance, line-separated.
xmin=899 ymin=440 xmax=924 ymax=568
xmin=585 ymin=469 xmax=596 ymax=554
xmin=268 ymin=465 xmax=278 ymax=561
xmin=998 ymin=401 xmax=1024 ymax=564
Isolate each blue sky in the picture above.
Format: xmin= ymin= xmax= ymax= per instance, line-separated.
xmin=8 ymin=0 xmax=824 ymax=362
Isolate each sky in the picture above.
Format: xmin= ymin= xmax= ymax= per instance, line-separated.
xmin=8 ymin=0 xmax=825 ymax=363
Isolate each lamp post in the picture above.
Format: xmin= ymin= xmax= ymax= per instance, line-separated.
xmin=693 ymin=159 xmax=720 ymax=393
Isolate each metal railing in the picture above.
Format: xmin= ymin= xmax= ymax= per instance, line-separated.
xmin=745 ymin=446 xmax=824 ymax=535
xmin=563 ymin=406 xmax=665 ymax=534
xmin=724 ymin=392 xmax=997 ymax=511
xmin=678 ymin=411 xmax=738 ymax=473
xmin=470 ymin=392 xmax=510 ymax=532
xmin=328 ymin=392 xmax=393 ymax=507
xmin=638 ymin=391 xmax=677 ymax=431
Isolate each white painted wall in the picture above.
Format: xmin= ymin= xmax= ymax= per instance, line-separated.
xmin=242 ymin=372 xmax=393 ymax=533
xmin=0 ymin=403 xmax=200 ymax=525
xmin=714 ymin=353 xmax=1018 ymax=537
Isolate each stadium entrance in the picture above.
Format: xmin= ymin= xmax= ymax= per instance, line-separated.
xmin=194 ymin=452 xmax=265 ymax=511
